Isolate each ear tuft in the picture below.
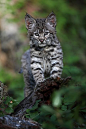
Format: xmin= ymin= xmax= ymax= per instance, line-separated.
xmin=25 ymin=13 xmax=36 ymax=31
xmin=25 ymin=13 xmax=32 ymax=19
xmin=46 ymin=12 xmax=56 ymax=28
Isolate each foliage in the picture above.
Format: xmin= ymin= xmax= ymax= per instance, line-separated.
xmin=26 ymin=84 xmax=86 ymax=129
xmin=0 ymin=67 xmax=24 ymax=101
xmin=0 ymin=96 xmax=18 ymax=117
xmin=0 ymin=80 xmax=86 ymax=129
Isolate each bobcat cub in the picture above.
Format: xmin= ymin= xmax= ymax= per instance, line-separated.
xmin=21 ymin=12 xmax=63 ymax=97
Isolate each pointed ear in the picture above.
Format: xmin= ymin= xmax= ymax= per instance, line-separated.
xmin=25 ymin=13 xmax=36 ymax=32
xmin=46 ymin=12 xmax=56 ymax=28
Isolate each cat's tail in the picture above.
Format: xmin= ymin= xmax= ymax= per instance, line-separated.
xmin=21 ymin=50 xmax=36 ymax=98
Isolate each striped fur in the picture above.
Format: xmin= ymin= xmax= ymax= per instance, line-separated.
xmin=22 ymin=12 xmax=63 ymax=97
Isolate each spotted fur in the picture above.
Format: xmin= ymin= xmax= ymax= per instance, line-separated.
xmin=21 ymin=12 xmax=63 ymax=97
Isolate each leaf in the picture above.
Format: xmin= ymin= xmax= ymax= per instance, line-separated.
xmin=52 ymin=91 xmax=62 ymax=107
xmin=61 ymin=105 xmax=67 ymax=111
xmin=4 ymin=97 xmax=11 ymax=105
xmin=63 ymin=87 xmax=80 ymax=105
xmin=30 ymin=100 xmax=41 ymax=110
xmin=5 ymin=107 xmax=13 ymax=114
xmin=41 ymin=105 xmax=55 ymax=114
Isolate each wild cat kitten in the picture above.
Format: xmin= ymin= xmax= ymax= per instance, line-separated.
xmin=21 ymin=12 xmax=63 ymax=97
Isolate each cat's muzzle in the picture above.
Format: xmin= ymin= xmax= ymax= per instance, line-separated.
xmin=39 ymin=40 xmax=46 ymax=47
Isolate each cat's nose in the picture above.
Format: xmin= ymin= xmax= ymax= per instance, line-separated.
xmin=39 ymin=39 xmax=44 ymax=42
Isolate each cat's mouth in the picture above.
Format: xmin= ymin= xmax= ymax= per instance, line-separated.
xmin=38 ymin=40 xmax=47 ymax=47
xmin=38 ymin=44 xmax=46 ymax=47
xmin=35 ymin=45 xmax=45 ymax=51
xmin=35 ymin=41 xmax=47 ymax=51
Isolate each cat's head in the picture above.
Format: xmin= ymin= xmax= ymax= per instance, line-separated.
xmin=25 ymin=12 xmax=56 ymax=48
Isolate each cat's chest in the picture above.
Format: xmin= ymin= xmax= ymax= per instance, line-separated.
xmin=30 ymin=46 xmax=55 ymax=73
xmin=41 ymin=46 xmax=55 ymax=73
xmin=42 ymin=50 xmax=50 ymax=73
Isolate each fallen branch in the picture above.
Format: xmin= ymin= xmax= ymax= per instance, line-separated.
xmin=0 ymin=77 xmax=71 ymax=129
xmin=0 ymin=115 xmax=41 ymax=129
xmin=12 ymin=76 xmax=71 ymax=117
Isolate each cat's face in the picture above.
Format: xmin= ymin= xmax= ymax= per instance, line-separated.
xmin=25 ymin=12 xmax=56 ymax=48
xmin=32 ymin=28 xmax=51 ymax=47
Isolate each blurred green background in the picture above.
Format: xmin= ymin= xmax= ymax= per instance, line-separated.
xmin=0 ymin=0 xmax=86 ymax=102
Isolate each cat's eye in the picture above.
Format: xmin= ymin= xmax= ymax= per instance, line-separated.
xmin=35 ymin=33 xmax=39 ymax=36
xmin=44 ymin=32 xmax=49 ymax=35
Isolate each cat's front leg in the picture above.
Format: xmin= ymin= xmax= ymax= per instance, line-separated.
xmin=31 ymin=62 xmax=45 ymax=85
xmin=31 ymin=64 xmax=45 ymax=92
xmin=50 ymin=55 xmax=63 ymax=80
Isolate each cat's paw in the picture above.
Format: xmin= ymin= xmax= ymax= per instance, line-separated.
xmin=50 ymin=75 xmax=61 ymax=81
xmin=34 ymin=79 xmax=45 ymax=91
